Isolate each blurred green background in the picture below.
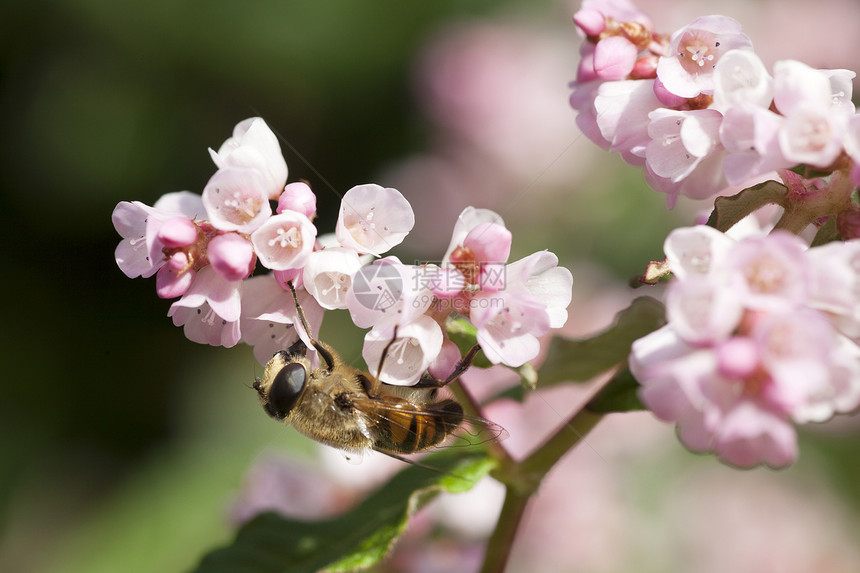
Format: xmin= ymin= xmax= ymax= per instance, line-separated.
xmin=3 ymin=0 xmax=860 ymax=572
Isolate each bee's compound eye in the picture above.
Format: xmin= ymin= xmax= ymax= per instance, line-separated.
xmin=269 ymin=362 xmax=308 ymax=416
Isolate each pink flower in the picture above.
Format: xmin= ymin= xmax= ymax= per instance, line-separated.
xmin=112 ymin=200 xmax=166 ymax=279
xmin=167 ymin=266 xmax=242 ymax=347
xmin=646 ymin=108 xmax=724 ymax=182
xmin=202 ymin=167 xmax=272 ymax=233
xmin=250 ymin=211 xmax=317 ymax=271
xmin=345 ymin=257 xmax=433 ymax=329
xmin=711 ymin=49 xmax=773 ymax=112
xmin=302 ymin=247 xmax=362 ymax=310
xmin=471 ymin=289 xmax=551 ymax=367
xmin=593 ymin=79 xmax=662 ymax=166
xmin=240 ymin=274 xmax=324 ymax=365
xmin=362 ymin=316 xmax=444 ymax=386
xmin=441 ymin=207 xmax=505 ymax=263
xmin=448 ymin=221 xmax=512 ymax=292
xmin=209 ymin=117 xmax=288 ymax=200
xmin=807 ymin=239 xmax=860 ymax=337
xmin=656 ymin=16 xmax=753 ymax=98
xmin=631 ymin=226 xmax=860 ymax=468
xmin=772 ymin=60 xmax=853 ymax=167
xmin=335 ymin=184 xmax=414 ymax=256
xmin=644 ymin=108 xmax=728 ymax=206
xmin=719 ymin=103 xmax=787 ymax=185
xmin=505 ymin=250 xmax=573 ymax=329
xmin=112 ymin=191 xmax=206 ymax=279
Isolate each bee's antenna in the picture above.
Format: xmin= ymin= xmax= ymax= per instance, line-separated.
xmin=286 ymin=280 xmax=336 ymax=371
xmin=375 ymin=326 xmax=399 ymax=381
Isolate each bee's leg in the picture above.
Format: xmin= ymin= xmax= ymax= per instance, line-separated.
xmin=285 ymin=280 xmax=336 ymax=371
xmin=413 ymin=344 xmax=481 ymax=388
xmin=374 ymin=326 xmax=399 ymax=380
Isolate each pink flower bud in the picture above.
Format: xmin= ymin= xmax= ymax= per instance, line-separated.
xmin=593 ymin=36 xmax=638 ymax=80
xmin=573 ymin=8 xmax=605 ymax=36
xmin=277 ymin=182 xmax=317 ymax=219
xmin=208 ymin=233 xmax=255 ymax=281
xmin=156 ymin=252 xmax=195 ymax=299
xmin=156 ymin=216 xmax=198 ymax=248
xmin=716 ymin=336 xmax=760 ymax=379
xmin=631 ymin=55 xmax=658 ymax=80
xmin=463 ymin=222 xmax=512 ymax=264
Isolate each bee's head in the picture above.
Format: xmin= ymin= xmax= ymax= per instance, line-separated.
xmin=256 ymin=350 xmax=310 ymax=421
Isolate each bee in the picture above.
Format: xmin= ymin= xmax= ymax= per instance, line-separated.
xmin=252 ymin=281 xmax=503 ymax=457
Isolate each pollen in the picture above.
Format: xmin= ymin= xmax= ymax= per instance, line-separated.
xmin=224 ymin=191 xmax=262 ymax=223
xmin=268 ymin=226 xmax=302 ymax=249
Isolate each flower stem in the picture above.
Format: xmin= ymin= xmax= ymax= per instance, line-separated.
xmin=476 ymin=401 xmax=605 ymax=573
xmin=520 ymin=407 xmax=604 ymax=477
xmin=478 ymin=485 xmax=531 ymax=573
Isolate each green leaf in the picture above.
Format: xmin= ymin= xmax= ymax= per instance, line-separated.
xmin=706 ymin=180 xmax=788 ymax=233
xmin=538 ymin=297 xmax=666 ymax=386
xmin=190 ymin=450 xmax=496 ymax=573
xmin=586 ymin=368 xmax=645 ymax=413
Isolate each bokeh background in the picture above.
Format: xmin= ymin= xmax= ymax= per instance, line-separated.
xmin=3 ymin=0 xmax=860 ymax=571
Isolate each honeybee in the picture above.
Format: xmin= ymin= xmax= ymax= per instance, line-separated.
xmin=253 ymin=282 xmax=503 ymax=457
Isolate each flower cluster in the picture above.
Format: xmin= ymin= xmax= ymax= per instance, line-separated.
xmin=571 ymin=0 xmax=857 ymax=208
xmin=630 ymin=225 xmax=860 ymax=468
xmin=112 ymin=117 xmax=572 ymax=383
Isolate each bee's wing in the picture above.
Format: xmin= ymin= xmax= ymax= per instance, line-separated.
xmin=349 ymin=395 xmax=507 ymax=453
xmin=445 ymin=411 xmax=509 ymax=449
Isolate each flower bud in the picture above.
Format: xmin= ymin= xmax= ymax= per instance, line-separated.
xmin=277 ymin=182 xmax=317 ymax=219
xmin=208 ymin=233 xmax=255 ymax=281
xmin=156 ymin=216 xmax=198 ymax=248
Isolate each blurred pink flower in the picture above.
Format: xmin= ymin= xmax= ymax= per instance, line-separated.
xmin=631 ymin=226 xmax=860 ymax=467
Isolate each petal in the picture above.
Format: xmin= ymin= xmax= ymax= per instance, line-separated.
xmin=665 ymin=274 xmax=744 ymax=345
xmin=302 ymin=247 xmax=362 ymax=310
xmin=362 ymin=316 xmax=443 ymax=386
xmin=250 ymin=211 xmax=317 ymax=271
xmin=712 ymin=49 xmax=773 ymax=112
xmin=212 ymin=117 xmax=288 ymax=200
xmin=664 ymin=225 xmax=735 ymax=279
xmin=153 ymin=190 xmax=207 ymax=220
xmin=462 ymin=222 xmax=512 ymax=265
xmin=202 ymin=168 xmax=272 ymax=233
xmin=346 ymin=258 xmax=433 ymax=329
xmin=442 ymin=207 xmax=505 ymax=264
xmin=277 ymin=182 xmax=317 ymax=219
xmin=714 ymin=401 xmax=797 ymax=468
xmin=592 ymin=36 xmax=638 ymax=80
xmin=336 ymin=184 xmax=414 ymax=256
